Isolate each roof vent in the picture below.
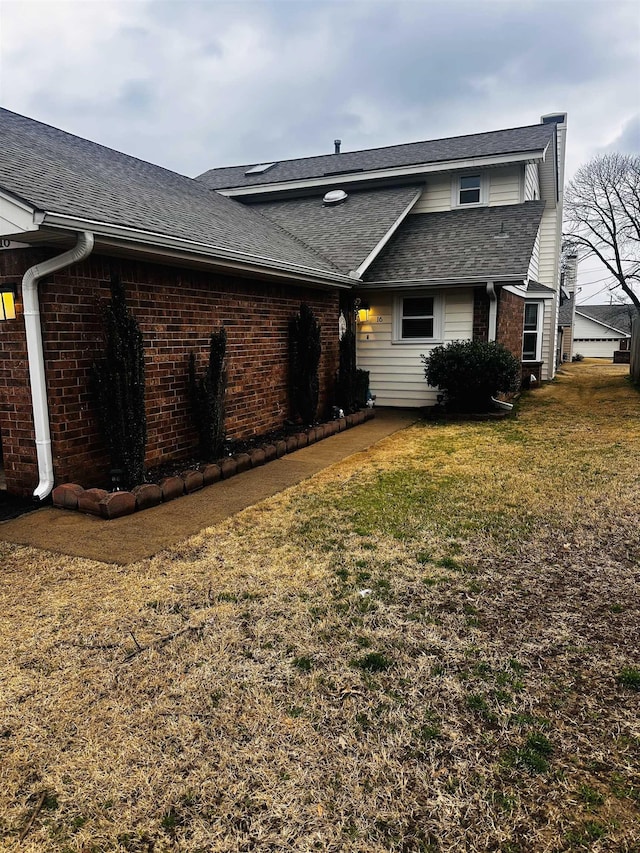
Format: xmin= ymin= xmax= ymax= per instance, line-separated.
xmin=323 ymin=189 xmax=348 ymax=206
xmin=334 ymin=139 xmax=341 ymax=154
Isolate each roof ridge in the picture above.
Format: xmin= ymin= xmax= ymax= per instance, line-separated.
xmin=199 ymin=123 xmax=552 ymax=175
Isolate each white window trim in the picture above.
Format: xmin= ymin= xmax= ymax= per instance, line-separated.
xmin=451 ymin=172 xmax=488 ymax=208
xmin=392 ymin=292 xmax=444 ymax=344
xmin=522 ymin=300 xmax=544 ymax=362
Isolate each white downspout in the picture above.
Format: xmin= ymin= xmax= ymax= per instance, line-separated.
xmin=22 ymin=232 xmax=95 ymax=500
xmin=487 ymin=281 xmax=497 ymax=342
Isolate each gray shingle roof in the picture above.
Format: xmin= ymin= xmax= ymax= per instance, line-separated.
xmin=249 ymin=186 xmax=421 ymax=275
xmin=575 ymin=304 xmax=635 ymax=334
xmin=364 ymin=202 xmax=545 ymax=283
xmin=0 ymin=108 xmax=342 ymax=277
xmin=197 ymin=124 xmax=555 ymax=190
xmin=558 ymin=293 xmax=575 ymax=326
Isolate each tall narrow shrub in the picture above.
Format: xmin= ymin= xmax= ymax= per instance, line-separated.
xmin=188 ymin=327 xmax=227 ymax=461
xmin=93 ymin=273 xmax=146 ymax=489
xmin=289 ymin=302 xmax=321 ymax=424
xmin=335 ymin=328 xmax=357 ymax=413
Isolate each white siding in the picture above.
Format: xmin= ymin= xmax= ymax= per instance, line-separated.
xmin=524 ymin=163 xmax=540 ymax=201
xmin=412 ymin=175 xmax=452 ymax=213
xmin=412 ymin=166 xmax=523 ymax=214
xmin=527 ymin=230 xmax=540 ymax=281
xmin=356 ymin=288 xmax=474 ymax=407
xmin=488 ymin=166 xmax=522 ymax=206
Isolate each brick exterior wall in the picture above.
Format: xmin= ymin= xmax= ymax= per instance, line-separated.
xmin=496 ymin=288 xmax=525 ymax=359
xmin=0 ymin=249 xmax=340 ymax=496
xmin=472 ymin=287 xmax=490 ymax=341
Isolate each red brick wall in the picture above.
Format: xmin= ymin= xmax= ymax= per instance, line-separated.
xmin=496 ymin=288 xmax=525 ymax=359
xmin=0 ymin=250 xmax=340 ymax=496
xmin=472 ymin=287 xmax=490 ymax=341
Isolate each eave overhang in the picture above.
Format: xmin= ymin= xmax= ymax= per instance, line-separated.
xmin=216 ymin=148 xmax=549 ymax=199
xmin=0 ymin=200 xmax=354 ymax=290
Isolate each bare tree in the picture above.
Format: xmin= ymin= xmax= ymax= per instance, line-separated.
xmin=564 ymin=153 xmax=640 ymax=312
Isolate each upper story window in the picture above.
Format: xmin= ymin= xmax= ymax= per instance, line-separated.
xmin=393 ymin=294 xmax=443 ymax=343
xmin=522 ymin=301 xmax=544 ymax=362
xmin=452 ymin=173 xmax=487 ymax=207
xmin=459 ymin=175 xmax=481 ymax=204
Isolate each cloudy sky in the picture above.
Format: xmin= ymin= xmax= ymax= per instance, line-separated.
xmin=1 ymin=0 xmax=639 ymax=302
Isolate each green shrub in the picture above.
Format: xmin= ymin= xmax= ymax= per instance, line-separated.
xmin=355 ymin=368 xmax=370 ymax=408
xmin=188 ymin=327 xmax=227 ymax=462
xmin=335 ymin=328 xmax=358 ymax=413
xmin=289 ymin=303 xmax=321 ymax=424
xmin=422 ymin=340 xmax=520 ymax=412
xmin=93 ymin=272 xmax=147 ymax=490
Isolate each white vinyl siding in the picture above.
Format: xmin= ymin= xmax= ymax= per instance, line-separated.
xmin=356 ymin=288 xmax=474 ymax=407
xmin=527 ymin=230 xmax=540 ymax=281
xmin=488 ymin=166 xmax=522 ymax=206
xmin=412 ymin=175 xmax=453 ymax=213
xmin=524 ymin=163 xmax=540 ymax=201
xmin=412 ymin=166 xmax=523 ymax=214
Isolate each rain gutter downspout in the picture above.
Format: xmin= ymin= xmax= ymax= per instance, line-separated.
xmin=486 ymin=281 xmax=497 ymax=342
xmin=22 ymin=231 xmax=95 ymax=501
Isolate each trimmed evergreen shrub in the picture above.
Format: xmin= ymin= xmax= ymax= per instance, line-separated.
xmin=289 ymin=303 xmax=321 ymax=424
xmin=93 ymin=272 xmax=147 ymax=490
xmin=188 ymin=327 xmax=227 ymax=462
xmin=335 ymin=329 xmax=358 ymax=414
xmin=422 ymin=340 xmax=520 ymax=412
xmin=355 ymin=368 xmax=370 ymax=408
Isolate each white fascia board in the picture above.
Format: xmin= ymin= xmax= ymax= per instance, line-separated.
xmin=574 ymin=310 xmax=631 ymax=336
xmin=351 ymin=189 xmax=422 ymax=279
xmin=218 ymin=150 xmax=548 ymax=198
xmin=359 ymin=274 xmax=526 ymax=290
xmin=503 ymin=284 xmax=529 ymax=298
xmin=41 ymin=212 xmax=352 ymax=288
xmin=0 ymin=188 xmax=42 ymax=236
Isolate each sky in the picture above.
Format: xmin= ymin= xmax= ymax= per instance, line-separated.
xmin=1 ymin=0 xmax=639 ymax=303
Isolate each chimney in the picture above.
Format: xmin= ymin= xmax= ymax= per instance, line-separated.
xmin=334 ymin=139 xmax=341 ymax=154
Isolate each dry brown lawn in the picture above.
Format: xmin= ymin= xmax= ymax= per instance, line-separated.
xmin=0 ymin=361 xmax=638 ymax=852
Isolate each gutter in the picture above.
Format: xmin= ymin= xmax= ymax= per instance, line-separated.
xmin=487 ymin=281 xmax=498 ymax=342
xmin=41 ymin=212 xmax=352 ymax=288
xmin=22 ymin=232 xmax=95 ymax=501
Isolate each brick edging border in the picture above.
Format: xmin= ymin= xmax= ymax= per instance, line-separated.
xmin=52 ymin=410 xmax=375 ymax=519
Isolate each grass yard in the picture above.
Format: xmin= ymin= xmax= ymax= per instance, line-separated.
xmin=0 ymin=361 xmax=638 ymax=852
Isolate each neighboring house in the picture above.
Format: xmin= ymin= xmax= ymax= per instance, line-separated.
xmin=572 ymin=305 xmax=634 ymax=358
xmin=198 ymin=113 xmax=567 ymax=406
xmin=557 ymin=251 xmax=578 ymax=364
xmin=0 ymin=109 xmax=566 ymax=498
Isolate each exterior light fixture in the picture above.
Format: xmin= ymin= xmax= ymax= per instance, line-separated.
xmin=0 ymin=284 xmax=17 ymax=320
xmin=356 ymin=299 xmax=370 ymax=324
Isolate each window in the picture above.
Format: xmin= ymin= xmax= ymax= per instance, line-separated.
xmin=459 ymin=175 xmax=481 ymax=204
xmin=394 ymin=294 xmax=442 ymax=342
xmin=452 ymin=173 xmax=487 ymax=207
xmin=522 ymin=301 xmax=543 ymax=362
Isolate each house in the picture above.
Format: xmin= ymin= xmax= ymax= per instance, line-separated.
xmin=198 ymin=113 xmax=567 ymax=406
xmin=557 ymin=251 xmax=578 ymax=364
xmin=0 ymin=109 xmax=566 ymax=499
xmin=572 ymin=304 xmax=634 ymax=359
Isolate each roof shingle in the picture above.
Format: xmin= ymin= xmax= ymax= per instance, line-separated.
xmin=249 ymin=186 xmax=421 ymax=275
xmin=364 ymin=202 xmax=545 ymax=283
xmin=197 ymin=124 xmax=555 ymax=190
xmin=0 ymin=108 xmax=342 ymax=277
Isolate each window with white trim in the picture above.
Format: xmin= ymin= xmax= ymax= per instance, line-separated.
xmin=522 ymin=301 xmax=543 ymax=362
xmin=453 ymin=173 xmax=487 ymax=207
xmin=394 ymin=294 xmax=443 ymax=342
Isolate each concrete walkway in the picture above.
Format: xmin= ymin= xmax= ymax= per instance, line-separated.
xmin=0 ymin=410 xmax=417 ymax=564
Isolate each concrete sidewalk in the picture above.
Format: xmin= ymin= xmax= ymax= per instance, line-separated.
xmin=0 ymin=410 xmax=417 ymax=564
